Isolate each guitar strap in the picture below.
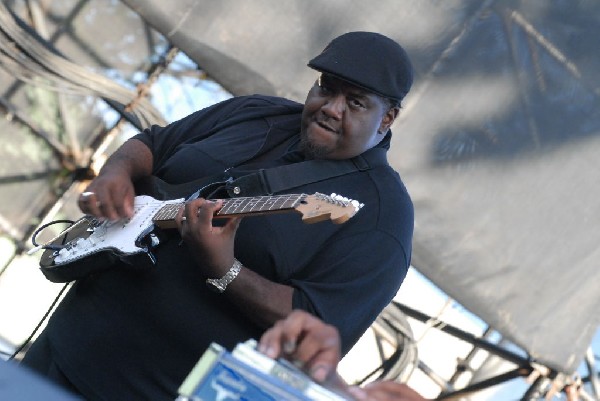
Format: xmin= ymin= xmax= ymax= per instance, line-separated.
xmin=222 ymin=147 xmax=388 ymax=197
xmin=155 ymin=147 xmax=388 ymax=201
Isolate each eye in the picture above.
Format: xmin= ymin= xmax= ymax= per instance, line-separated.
xmin=348 ymin=97 xmax=366 ymax=109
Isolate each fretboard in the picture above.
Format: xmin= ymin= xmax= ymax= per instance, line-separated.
xmin=152 ymin=194 xmax=307 ymax=228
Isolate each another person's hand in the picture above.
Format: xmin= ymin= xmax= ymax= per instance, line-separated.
xmin=258 ymin=310 xmax=430 ymax=401
xmin=258 ymin=310 xmax=341 ymax=383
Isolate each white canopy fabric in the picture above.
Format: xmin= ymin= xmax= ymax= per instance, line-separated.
xmin=121 ymin=0 xmax=600 ymax=374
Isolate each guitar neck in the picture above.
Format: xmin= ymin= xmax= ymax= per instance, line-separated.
xmin=153 ymin=194 xmax=307 ymax=229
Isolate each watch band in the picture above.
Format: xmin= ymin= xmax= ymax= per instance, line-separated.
xmin=206 ymin=259 xmax=243 ymax=293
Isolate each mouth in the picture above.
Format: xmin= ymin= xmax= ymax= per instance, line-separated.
xmin=314 ymin=120 xmax=339 ymax=135
xmin=301 ymin=119 xmax=340 ymax=158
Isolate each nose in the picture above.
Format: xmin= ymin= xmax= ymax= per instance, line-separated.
xmin=321 ymin=94 xmax=345 ymax=120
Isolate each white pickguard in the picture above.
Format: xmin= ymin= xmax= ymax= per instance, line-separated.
xmin=53 ymin=195 xmax=184 ymax=265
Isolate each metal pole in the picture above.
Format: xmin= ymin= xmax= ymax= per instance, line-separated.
xmin=584 ymin=347 xmax=600 ymax=398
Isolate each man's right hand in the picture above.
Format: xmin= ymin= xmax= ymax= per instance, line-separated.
xmin=77 ymin=138 xmax=153 ymax=221
xmin=78 ymin=167 xmax=136 ymax=221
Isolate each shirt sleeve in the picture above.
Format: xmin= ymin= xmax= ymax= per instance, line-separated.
xmin=289 ymin=229 xmax=409 ymax=355
xmin=133 ymin=95 xmax=304 ymax=173
xmin=132 ymin=96 xmax=246 ymax=171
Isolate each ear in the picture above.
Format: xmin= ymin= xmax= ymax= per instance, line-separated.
xmin=379 ymin=106 xmax=400 ymax=135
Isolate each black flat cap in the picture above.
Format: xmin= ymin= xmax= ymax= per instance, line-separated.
xmin=308 ymin=31 xmax=413 ymax=102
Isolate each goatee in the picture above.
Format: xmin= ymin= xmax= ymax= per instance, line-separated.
xmin=298 ymin=134 xmax=331 ymax=159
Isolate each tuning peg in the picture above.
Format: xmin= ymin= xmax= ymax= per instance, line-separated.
xmin=329 ymin=193 xmax=364 ymax=211
xmin=351 ymin=200 xmax=364 ymax=210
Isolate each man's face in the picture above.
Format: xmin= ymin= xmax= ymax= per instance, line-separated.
xmin=299 ymin=74 xmax=399 ymax=160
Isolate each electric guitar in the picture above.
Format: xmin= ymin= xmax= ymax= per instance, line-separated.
xmin=35 ymin=191 xmax=363 ymax=283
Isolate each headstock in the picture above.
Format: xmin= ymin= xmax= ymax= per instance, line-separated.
xmin=295 ymin=193 xmax=363 ymax=224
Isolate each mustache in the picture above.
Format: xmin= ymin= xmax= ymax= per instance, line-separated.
xmin=315 ymin=117 xmax=339 ymax=134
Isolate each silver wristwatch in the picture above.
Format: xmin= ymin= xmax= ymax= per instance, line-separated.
xmin=206 ymin=259 xmax=242 ymax=293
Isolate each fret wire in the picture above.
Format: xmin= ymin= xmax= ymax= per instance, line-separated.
xmin=219 ymin=194 xmax=303 ymax=215
xmin=154 ymin=203 xmax=181 ymax=221
xmin=244 ymin=197 xmax=261 ymax=213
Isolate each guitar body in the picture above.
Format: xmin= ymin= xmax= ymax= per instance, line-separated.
xmin=39 ymin=196 xmax=183 ymax=283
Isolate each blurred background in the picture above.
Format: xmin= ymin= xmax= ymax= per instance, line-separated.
xmin=0 ymin=1 xmax=599 ymax=399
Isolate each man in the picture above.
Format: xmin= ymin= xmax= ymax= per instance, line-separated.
xmin=22 ymin=31 xmax=414 ymax=400
xmin=259 ymin=310 xmax=428 ymax=401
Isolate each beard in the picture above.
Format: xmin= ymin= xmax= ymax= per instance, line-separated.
xmin=298 ymin=132 xmax=333 ymax=159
